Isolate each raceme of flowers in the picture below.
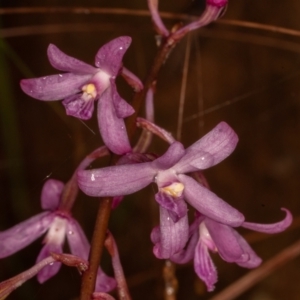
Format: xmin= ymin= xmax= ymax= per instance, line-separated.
xmin=1 ymin=33 xmax=291 ymax=295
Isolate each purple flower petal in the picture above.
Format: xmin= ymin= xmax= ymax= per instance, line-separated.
xmin=47 ymin=44 xmax=97 ymax=74
xmin=41 ymin=179 xmax=64 ymax=211
xmin=66 ymin=219 xmax=89 ymax=259
xmin=207 ymin=0 xmax=228 ymax=8
xmin=205 ymin=218 xmax=248 ymax=263
xmin=95 ymin=36 xmax=132 ymax=76
xmin=77 ymin=162 xmax=156 ymax=197
xmin=179 ymin=174 xmax=244 ymax=227
xmin=152 ymin=142 xmax=185 ymax=170
xmin=111 ymin=82 xmax=135 ymax=118
xmin=62 ymin=93 xmax=95 ymax=120
xmin=153 ymin=207 xmax=189 ymax=259
xmin=171 ymin=230 xmax=199 ymax=264
xmin=97 ymin=83 xmax=131 ymax=155
xmin=176 ymin=122 xmax=238 ymax=173
xmin=95 ymin=269 xmax=117 ymax=293
xmin=36 ymin=243 xmax=63 ymax=283
xmin=232 ymin=230 xmax=262 ymax=268
xmin=66 ymin=220 xmax=116 ymax=292
xmin=242 ymin=208 xmax=292 ymax=234
xmin=194 ymin=238 xmax=217 ymax=292
xmin=155 ymin=192 xmax=187 ymax=222
xmin=20 ymin=73 xmax=92 ymax=101
xmin=150 ymin=226 xmax=161 ymax=244
xmin=0 ymin=212 xmax=54 ymax=258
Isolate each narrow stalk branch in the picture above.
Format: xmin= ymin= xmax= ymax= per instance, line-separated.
xmin=209 ymin=239 xmax=300 ymax=300
xmin=163 ymin=260 xmax=178 ymax=300
xmin=80 ymin=197 xmax=112 ymax=300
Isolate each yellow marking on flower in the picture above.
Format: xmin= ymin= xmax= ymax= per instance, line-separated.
xmin=82 ymin=83 xmax=97 ymax=99
xmin=161 ymin=182 xmax=184 ymax=198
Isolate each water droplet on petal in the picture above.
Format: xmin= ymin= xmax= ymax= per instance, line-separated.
xmin=68 ymin=231 xmax=74 ymax=235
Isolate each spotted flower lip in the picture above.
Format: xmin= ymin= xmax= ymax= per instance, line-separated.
xmin=78 ymin=121 xmax=244 ymax=227
xmin=0 ymin=179 xmax=116 ymax=292
xmin=20 ymin=36 xmax=135 ymax=155
xmin=171 ymin=208 xmax=293 ymax=292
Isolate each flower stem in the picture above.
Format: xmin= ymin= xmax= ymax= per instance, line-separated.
xmin=80 ymin=197 xmax=112 ymax=300
xmin=79 ymin=9 xmax=218 ymax=297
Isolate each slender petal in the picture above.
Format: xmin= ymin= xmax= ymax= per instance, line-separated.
xmin=36 ymin=243 xmax=63 ymax=283
xmin=194 ymin=239 xmax=217 ymax=292
xmin=66 ymin=220 xmax=116 ymax=292
xmin=97 ymin=82 xmax=132 ymax=155
xmin=41 ymin=179 xmax=64 ymax=211
xmin=95 ymin=36 xmax=132 ymax=76
xmin=232 ymin=230 xmax=262 ymax=268
xmin=47 ymin=44 xmax=96 ymax=74
xmin=205 ymin=219 xmax=248 ymax=263
xmin=207 ymin=0 xmax=228 ymax=7
xmin=179 ymin=174 xmax=244 ymax=227
xmin=20 ymin=73 xmax=92 ymax=101
xmin=153 ymin=207 xmax=189 ymax=259
xmin=152 ymin=142 xmax=185 ymax=170
xmin=66 ymin=219 xmax=90 ymax=259
xmin=121 ymin=67 xmax=144 ymax=92
xmin=171 ymin=230 xmax=199 ymax=264
xmin=77 ymin=162 xmax=156 ymax=197
xmin=242 ymin=208 xmax=292 ymax=233
xmin=0 ymin=212 xmax=54 ymax=258
xmin=111 ymin=81 xmax=134 ymax=118
xmin=175 ymin=122 xmax=238 ymax=173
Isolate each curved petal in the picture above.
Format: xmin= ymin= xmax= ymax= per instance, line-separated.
xmin=97 ymin=84 xmax=131 ymax=155
xmin=41 ymin=179 xmax=64 ymax=210
xmin=95 ymin=36 xmax=132 ymax=76
xmin=0 ymin=212 xmax=54 ymax=258
xmin=95 ymin=269 xmax=117 ymax=293
xmin=20 ymin=73 xmax=92 ymax=101
xmin=179 ymin=174 xmax=244 ymax=227
xmin=66 ymin=219 xmax=89 ymax=259
xmin=67 ymin=220 xmax=116 ymax=292
xmin=47 ymin=44 xmax=96 ymax=74
xmin=77 ymin=162 xmax=156 ymax=197
xmin=242 ymin=208 xmax=293 ymax=234
xmin=171 ymin=230 xmax=198 ymax=264
xmin=62 ymin=93 xmax=95 ymax=120
xmin=111 ymin=196 xmax=124 ymax=209
xmin=205 ymin=218 xmax=248 ymax=263
xmin=194 ymin=238 xmax=217 ymax=292
xmin=36 ymin=243 xmax=63 ymax=283
xmin=153 ymin=207 xmax=189 ymax=259
xmin=155 ymin=192 xmax=187 ymax=222
xmin=111 ymin=82 xmax=135 ymax=118
xmin=152 ymin=142 xmax=185 ymax=170
xmin=150 ymin=226 xmax=161 ymax=244
xmin=232 ymin=230 xmax=262 ymax=268
xmin=176 ymin=122 xmax=238 ymax=173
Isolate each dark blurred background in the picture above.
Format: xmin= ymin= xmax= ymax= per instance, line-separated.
xmin=0 ymin=0 xmax=300 ymax=299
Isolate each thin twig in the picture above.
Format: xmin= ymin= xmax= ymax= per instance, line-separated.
xmin=2 ymin=7 xmax=300 ymax=39
xmin=80 ymin=197 xmax=112 ymax=300
xmin=163 ymin=260 xmax=178 ymax=300
xmin=176 ymin=33 xmax=191 ymax=141
xmin=209 ymin=239 xmax=300 ymax=300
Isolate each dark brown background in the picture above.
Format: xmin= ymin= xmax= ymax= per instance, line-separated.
xmin=0 ymin=0 xmax=299 ymax=299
